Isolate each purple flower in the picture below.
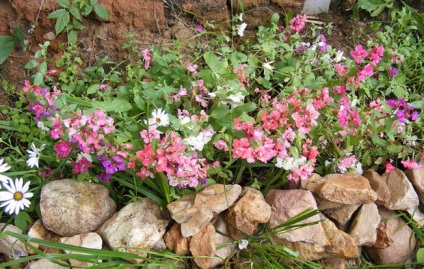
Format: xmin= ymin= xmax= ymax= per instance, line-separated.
xmin=319 ymin=34 xmax=327 ymax=52
xmin=411 ymin=111 xmax=419 ymax=121
xmin=389 ymin=67 xmax=398 ymax=78
xmin=196 ymin=23 xmax=204 ymax=32
xmin=97 ymin=172 xmax=112 ymax=182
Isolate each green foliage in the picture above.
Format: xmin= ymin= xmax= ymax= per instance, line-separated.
xmin=355 ymin=0 xmax=395 ymax=17
xmin=0 ymin=28 xmax=26 ymax=65
xmin=47 ymin=0 xmax=109 ymax=39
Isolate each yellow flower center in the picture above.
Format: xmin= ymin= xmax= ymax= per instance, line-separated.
xmin=13 ymin=192 xmax=23 ymax=201
xmin=156 ymin=118 xmax=161 ymax=123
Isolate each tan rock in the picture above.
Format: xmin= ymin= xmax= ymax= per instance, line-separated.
xmin=25 ymin=258 xmax=70 ymax=269
xmin=0 ymin=224 xmax=27 ymax=259
xmin=348 ymin=203 xmax=380 ymax=246
xmin=300 ymin=173 xmax=325 ymax=193
xmin=167 ymin=184 xmax=242 ymax=237
xmin=321 ymin=216 xmax=359 ymax=259
xmin=164 ymin=223 xmax=190 ymax=255
xmin=98 ymin=198 xmax=170 ymax=263
xmin=321 ymin=203 xmax=360 ymax=226
xmin=189 ymin=224 xmax=216 ymax=269
xmin=60 ymin=232 xmax=103 ymax=268
xmin=321 ymin=257 xmax=346 ymax=269
xmin=405 ymin=165 xmax=424 ymax=204
xmin=210 ymin=215 xmax=236 ymax=268
xmin=362 ymin=169 xmax=390 ymax=205
xmin=318 ymin=174 xmax=377 ymax=204
xmin=266 ymin=189 xmax=326 ymax=245
xmin=27 ymin=220 xmax=61 ymax=255
xmin=226 ymin=187 xmax=271 ymax=240
xmin=365 ymin=207 xmax=416 ymax=264
xmin=382 ymin=169 xmax=419 ymax=210
xmin=40 ymin=179 xmax=116 ymax=237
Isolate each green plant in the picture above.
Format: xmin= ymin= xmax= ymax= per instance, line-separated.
xmin=0 ymin=28 xmax=26 ymax=65
xmin=47 ymin=0 xmax=109 ymax=44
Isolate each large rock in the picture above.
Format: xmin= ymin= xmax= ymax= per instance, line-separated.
xmin=60 ymin=232 xmax=103 ymax=268
xmin=348 ymin=203 xmax=380 ymax=246
xmin=0 ymin=224 xmax=27 ymax=259
xmin=167 ymin=184 xmax=242 ymax=237
xmin=362 ymin=169 xmax=391 ymax=205
xmin=226 ymin=187 xmax=271 ymax=240
xmin=40 ymin=179 xmax=116 ymax=236
xmin=381 ymin=169 xmax=419 ymax=210
xmin=210 ymin=215 xmax=236 ymax=269
xmin=266 ymin=189 xmax=326 ymax=245
xmin=98 ymin=198 xmax=170 ymax=263
xmin=321 ymin=202 xmax=360 ymax=226
xmin=317 ymin=174 xmax=377 ymax=204
xmin=25 ymin=258 xmax=70 ymax=269
xmin=189 ymin=224 xmax=216 ymax=269
xmin=365 ymin=207 xmax=416 ymax=264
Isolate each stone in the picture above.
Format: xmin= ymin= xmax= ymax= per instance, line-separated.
xmin=167 ymin=184 xmax=242 ymax=237
xmin=25 ymin=258 xmax=70 ymax=269
xmin=317 ymin=174 xmax=377 ymax=204
xmin=0 ymin=223 xmax=27 ymax=259
xmin=60 ymin=232 xmax=103 ymax=268
xmin=189 ymin=224 xmax=216 ymax=269
xmin=210 ymin=215 xmax=236 ymax=268
xmin=406 ymin=207 xmax=424 ymax=227
xmin=226 ymin=187 xmax=271 ymax=240
xmin=43 ymin=32 xmax=56 ymax=41
xmin=300 ymin=173 xmax=325 ymax=193
xmin=382 ymin=169 xmax=419 ymax=210
xmin=40 ymin=179 xmax=116 ymax=236
xmin=164 ymin=223 xmax=190 ymax=255
xmin=321 ymin=203 xmax=360 ymax=226
xmin=27 ymin=220 xmax=62 ymax=255
xmin=362 ymin=169 xmax=391 ymax=205
xmin=266 ymin=189 xmax=326 ymax=245
xmin=98 ymin=198 xmax=170 ymax=263
xmin=348 ymin=203 xmax=380 ymax=246
xmin=321 ymin=257 xmax=346 ymax=269
xmin=405 ymin=165 xmax=424 ymax=204
xmin=365 ymin=207 xmax=416 ymax=265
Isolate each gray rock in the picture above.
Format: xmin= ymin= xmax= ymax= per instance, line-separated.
xmin=60 ymin=232 xmax=103 ymax=268
xmin=26 ymin=219 xmax=61 ymax=255
xmin=362 ymin=169 xmax=391 ymax=205
xmin=25 ymin=258 xmax=69 ymax=269
xmin=348 ymin=203 xmax=380 ymax=246
xmin=405 ymin=164 xmax=424 ymax=204
xmin=40 ymin=179 xmax=116 ymax=236
xmin=98 ymin=198 xmax=170 ymax=263
xmin=167 ymin=184 xmax=242 ymax=237
xmin=382 ymin=169 xmax=419 ymax=210
xmin=0 ymin=223 xmax=27 ymax=259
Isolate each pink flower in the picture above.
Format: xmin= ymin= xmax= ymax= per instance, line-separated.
xmin=401 ymin=160 xmax=421 ymax=170
xmin=291 ymin=104 xmax=319 ymax=135
xmin=214 ymin=140 xmax=229 ymax=152
xmin=140 ymin=126 xmax=161 ymax=143
xmin=289 ymin=14 xmax=307 ymax=33
xmin=333 ymin=85 xmax=347 ymax=95
xmin=334 ymin=64 xmax=349 ymax=76
xmin=350 ymin=45 xmax=368 ymax=64
xmin=370 ymin=45 xmax=384 ymax=65
xmin=54 ymin=141 xmax=72 ymax=158
xmin=187 ymin=64 xmax=198 ymax=73
xmin=385 ymin=159 xmax=396 ymax=173
xmin=142 ymin=48 xmax=153 ymax=70
xmin=357 ymin=64 xmax=373 ymax=81
xmin=71 ymin=157 xmax=93 ymax=174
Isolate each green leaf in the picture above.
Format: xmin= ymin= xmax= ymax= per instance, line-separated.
xmin=39 ymin=61 xmax=47 ymax=74
xmin=99 ymin=98 xmax=132 ymax=112
xmin=55 ymin=11 xmax=70 ymax=35
xmin=94 ymin=4 xmax=109 ymax=19
xmin=0 ymin=36 xmax=16 ymax=65
xmin=47 ymin=9 xmax=67 ymax=19
xmin=14 ymin=211 xmax=31 ymax=232
xmin=87 ymin=84 xmax=100 ymax=94
xmin=210 ymin=105 xmax=230 ymax=119
xmin=68 ymin=30 xmax=78 ymax=45
xmin=13 ymin=28 xmax=26 ymax=50
xmin=69 ymin=6 xmax=82 ymax=21
xmin=33 ymin=73 xmax=44 ymax=86
xmin=203 ymin=51 xmax=227 ymax=75
xmin=270 ymin=13 xmax=280 ymax=25
xmin=57 ymin=0 xmax=71 ymax=9
xmin=417 ymin=248 xmax=424 ymax=263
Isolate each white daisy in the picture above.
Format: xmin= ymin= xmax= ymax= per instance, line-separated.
xmin=0 ymin=178 xmax=33 ymax=215
xmin=26 ymin=143 xmax=45 ymax=168
xmin=237 ymin=23 xmax=247 ymax=37
xmin=148 ymin=108 xmax=170 ymax=127
xmin=0 ymin=158 xmax=11 ymax=184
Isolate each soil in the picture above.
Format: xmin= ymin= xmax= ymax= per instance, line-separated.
xmin=0 ymin=0 xmax=422 ymax=98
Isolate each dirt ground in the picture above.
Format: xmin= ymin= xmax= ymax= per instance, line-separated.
xmin=0 ymin=0 xmax=421 ymax=99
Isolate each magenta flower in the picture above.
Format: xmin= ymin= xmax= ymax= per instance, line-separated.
xmin=389 ymin=67 xmax=398 ymax=78
xmin=53 ymin=141 xmax=72 ymax=158
xmin=71 ymin=157 xmax=93 ymax=174
xmin=350 ymin=45 xmax=368 ymax=64
xmin=401 ymin=160 xmax=421 ymax=170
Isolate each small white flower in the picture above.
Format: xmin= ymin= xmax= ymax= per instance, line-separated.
xmin=334 ymin=50 xmax=346 ymax=63
xmin=148 ymin=108 xmax=170 ymax=127
xmin=37 ymin=121 xmax=50 ymax=131
xmin=239 ymin=13 xmax=244 ymax=21
xmin=227 ymin=92 xmax=245 ymax=104
xmin=26 ymin=143 xmax=45 ymax=168
xmin=238 ymin=239 xmax=249 ymax=250
xmin=237 ymin=23 xmax=247 ymax=37
xmin=76 ymin=152 xmax=93 ymax=162
xmin=0 ymin=158 xmax=11 ymax=184
xmin=262 ymin=61 xmax=275 ymax=71
xmin=275 ymin=156 xmax=307 ymax=171
xmin=184 ymin=127 xmax=214 ymax=151
xmin=0 ymin=178 xmax=33 ymax=215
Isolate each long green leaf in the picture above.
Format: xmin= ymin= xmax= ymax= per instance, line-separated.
xmin=94 ymin=4 xmax=110 ymax=19
xmin=0 ymin=36 xmax=16 ymax=65
xmin=55 ymin=11 xmax=70 ymax=35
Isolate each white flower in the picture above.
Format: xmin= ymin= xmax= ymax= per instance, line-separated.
xmin=184 ymin=127 xmax=214 ymax=151
xmin=237 ymin=23 xmax=247 ymax=37
xmin=334 ymin=50 xmax=346 ymax=63
xmin=76 ymin=152 xmax=93 ymax=162
xmin=238 ymin=239 xmax=249 ymax=250
xmin=0 ymin=178 xmax=33 ymax=215
xmin=239 ymin=13 xmax=244 ymax=21
xmin=0 ymin=158 xmax=11 ymax=184
xmin=148 ymin=108 xmax=170 ymax=127
xmin=227 ymin=92 xmax=245 ymax=104
xmin=275 ymin=156 xmax=307 ymax=171
xmin=37 ymin=121 xmax=50 ymax=131
xmin=262 ymin=61 xmax=275 ymax=71
xmin=26 ymin=143 xmax=45 ymax=168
